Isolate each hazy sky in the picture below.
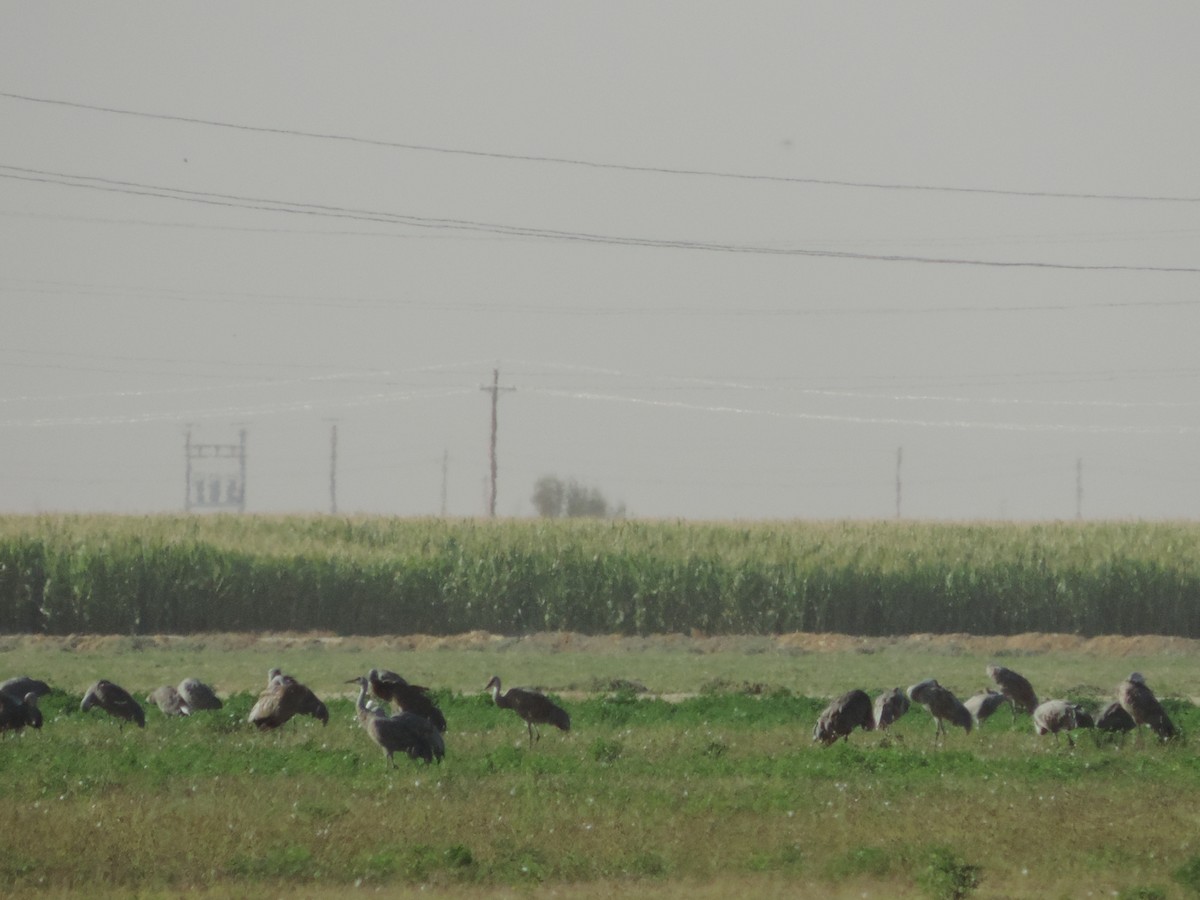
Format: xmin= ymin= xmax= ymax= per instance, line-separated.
xmin=4 ymin=5 xmax=1200 ymax=521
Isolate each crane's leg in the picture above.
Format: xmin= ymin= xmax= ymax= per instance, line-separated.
xmin=527 ymin=721 xmax=534 ymax=747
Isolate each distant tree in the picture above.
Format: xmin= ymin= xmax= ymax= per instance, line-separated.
xmin=532 ymin=476 xmax=566 ymax=518
xmin=532 ymin=475 xmax=623 ymax=519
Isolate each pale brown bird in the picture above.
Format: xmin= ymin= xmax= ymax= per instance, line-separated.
xmin=907 ymin=679 xmax=972 ymax=739
xmin=147 ymin=685 xmax=190 ymax=717
xmin=486 ymin=676 xmax=570 ymax=746
xmin=1032 ymin=699 xmax=1094 ymax=748
xmin=964 ymin=690 xmax=1009 ymax=725
xmin=813 ymin=689 xmax=875 ymax=746
xmin=348 ymin=676 xmax=444 ymax=765
xmin=0 ymin=691 xmax=42 ymax=734
xmin=1117 ymin=672 xmax=1176 ymax=741
xmin=248 ymin=672 xmax=328 ymax=730
xmin=177 ymin=678 xmax=222 ymax=711
xmin=986 ymin=664 xmax=1039 ymax=717
xmin=873 ymin=687 xmax=910 ymax=731
xmin=81 ymin=679 xmax=145 ymax=729
xmin=365 ymin=669 xmax=446 ymax=732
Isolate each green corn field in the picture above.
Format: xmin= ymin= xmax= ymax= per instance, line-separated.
xmin=1 ymin=515 xmax=1199 ymax=637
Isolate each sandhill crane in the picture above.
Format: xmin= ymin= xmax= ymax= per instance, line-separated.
xmin=964 ymin=690 xmax=1009 ymax=725
xmin=248 ymin=671 xmax=328 ymax=730
xmin=873 ymin=687 xmax=910 ymax=731
xmin=1117 ymin=672 xmax=1176 ymax=742
xmin=986 ymin=664 xmax=1039 ymax=717
xmin=0 ymin=691 xmax=42 ymax=734
xmin=348 ymin=677 xmax=444 ymax=765
xmin=0 ymin=675 xmax=51 ymax=699
xmin=177 ymin=678 xmax=222 ymax=711
xmin=1032 ymin=699 xmax=1094 ymax=748
xmin=907 ymin=679 xmax=972 ymax=740
xmin=813 ymin=689 xmax=875 ymax=746
xmin=147 ymin=685 xmax=190 ymax=717
xmin=486 ymin=676 xmax=570 ymax=746
xmin=1095 ymin=700 xmax=1136 ymax=735
xmin=81 ymin=679 xmax=146 ymax=729
xmin=364 ymin=669 xmax=447 ymax=732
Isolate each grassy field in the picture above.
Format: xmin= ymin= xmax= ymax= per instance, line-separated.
xmin=3 ymin=632 xmax=1200 ymax=899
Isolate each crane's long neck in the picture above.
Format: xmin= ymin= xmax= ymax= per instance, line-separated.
xmin=488 ymin=680 xmax=503 ymax=705
xmin=354 ymin=680 xmax=372 ymax=723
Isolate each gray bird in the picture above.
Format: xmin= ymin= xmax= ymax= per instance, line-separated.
xmin=248 ymin=672 xmax=328 ymax=730
xmin=0 ymin=691 xmax=43 ymax=734
xmin=986 ymin=664 xmax=1039 ymax=717
xmin=348 ymin=676 xmax=444 ymax=765
xmin=365 ymin=668 xmax=446 ymax=732
xmin=81 ymin=679 xmax=146 ymax=729
xmin=1032 ymin=699 xmax=1094 ymax=748
xmin=1095 ymin=700 xmax=1136 ymax=735
xmin=1117 ymin=672 xmax=1176 ymax=742
xmin=964 ymin=690 xmax=1009 ymax=725
xmin=486 ymin=676 xmax=571 ymax=746
xmin=873 ymin=687 xmax=910 ymax=731
xmin=813 ymin=689 xmax=875 ymax=746
xmin=0 ymin=675 xmax=51 ymax=699
xmin=907 ymin=679 xmax=972 ymax=739
xmin=147 ymin=685 xmax=190 ymax=717
xmin=177 ymin=678 xmax=222 ymax=711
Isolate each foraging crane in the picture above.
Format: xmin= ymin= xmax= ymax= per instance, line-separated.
xmin=248 ymin=671 xmax=328 ymax=730
xmin=348 ymin=676 xmax=444 ymax=765
xmin=0 ymin=691 xmax=42 ymax=734
xmin=486 ymin=676 xmax=570 ymax=746
xmin=873 ymin=687 xmax=910 ymax=731
xmin=907 ymin=679 xmax=972 ymax=740
xmin=1095 ymin=700 xmax=1136 ymax=735
xmin=364 ymin=669 xmax=447 ymax=732
xmin=0 ymin=675 xmax=51 ymax=699
xmin=177 ymin=678 xmax=222 ymax=711
xmin=1117 ymin=673 xmax=1176 ymax=742
xmin=1032 ymin=699 xmax=1094 ymax=748
xmin=986 ymin=664 xmax=1039 ymax=717
xmin=81 ymin=679 xmax=146 ymax=729
xmin=813 ymin=689 xmax=875 ymax=746
xmin=963 ymin=690 xmax=1009 ymax=725
xmin=147 ymin=685 xmax=190 ymax=717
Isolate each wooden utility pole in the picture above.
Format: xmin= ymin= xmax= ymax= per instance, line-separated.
xmin=480 ymin=368 xmax=515 ymax=517
xmin=329 ymin=423 xmax=338 ymax=515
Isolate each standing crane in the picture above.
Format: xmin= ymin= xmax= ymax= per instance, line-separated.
xmin=177 ymin=678 xmax=222 ymax=711
xmin=81 ymin=680 xmax=146 ymax=729
xmin=964 ymin=690 xmax=1009 ymax=725
xmin=907 ymin=679 xmax=972 ymax=740
xmin=147 ymin=685 xmax=190 ymax=717
xmin=0 ymin=675 xmax=51 ymax=699
xmin=1032 ymin=699 xmax=1094 ymax=748
xmin=813 ymin=689 xmax=875 ymax=746
xmin=486 ymin=676 xmax=570 ymax=746
xmin=986 ymin=664 xmax=1039 ymax=718
xmin=873 ymin=687 xmax=910 ymax=731
xmin=347 ymin=676 xmax=444 ymax=765
xmin=0 ymin=691 xmax=42 ymax=734
xmin=1117 ymin=672 xmax=1176 ymax=742
xmin=364 ymin=669 xmax=447 ymax=732
xmin=248 ymin=671 xmax=328 ymax=730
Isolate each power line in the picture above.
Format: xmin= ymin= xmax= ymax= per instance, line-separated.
xmin=5 ymin=163 xmax=1200 ymax=274
xmin=4 ymin=90 xmax=1199 ymax=203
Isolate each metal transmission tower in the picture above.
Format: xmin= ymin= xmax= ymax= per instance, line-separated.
xmin=184 ymin=428 xmax=246 ymax=512
xmin=480 ymin=368 xmax=515 ymax=517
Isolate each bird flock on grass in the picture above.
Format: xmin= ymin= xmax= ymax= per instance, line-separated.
xmin=813 ymin=665 xmax=1178 ymax=749
xmin=0 ymin=666 xmax=573 ymax=769
xmin=1 ymin=663 xmax=1180 ymax=764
